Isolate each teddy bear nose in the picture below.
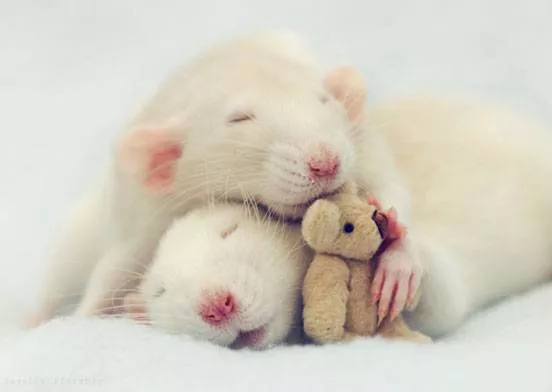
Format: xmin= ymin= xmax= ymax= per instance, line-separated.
xmin=372 ymin=211 xmax=388 ymax=238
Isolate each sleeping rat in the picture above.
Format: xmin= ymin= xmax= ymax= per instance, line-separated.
xmin=122 ymin=203 xmax=311 ymax=350
xmin=27 ymin=31 xmax=417 ymax=326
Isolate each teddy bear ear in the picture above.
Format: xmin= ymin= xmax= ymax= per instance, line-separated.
xmin=323 ymin=65 xmax=367 ymax=125
xmin=340 ymin=181 xmax=358 ymax=196
xmin=115 ymin=117 xmax=186 ymax=193
xmin=302 ymin=199 xmax=342 ymax=251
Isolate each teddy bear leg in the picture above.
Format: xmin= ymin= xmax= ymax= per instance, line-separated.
xmin=304 ymin=308 xmax=347 ymax=344
xmin=342 ymin=331 xmax=363 ymax=342
xmin=303 ymin=255 xmax=351 ymax=344
xmin=378 ymin=316 xmax=432 ymax=343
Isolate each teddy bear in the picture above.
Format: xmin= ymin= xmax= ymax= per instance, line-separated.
xmin=301 ymin=182 xmax=431 ymax=344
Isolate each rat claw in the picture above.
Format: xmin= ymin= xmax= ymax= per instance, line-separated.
xmin=377 ymin=313 xmax=385 ymax=328
xmin=371 ymin=270 xmax=385 ymax=301
xmin=378 ymin=303 xmax=389 ymax=326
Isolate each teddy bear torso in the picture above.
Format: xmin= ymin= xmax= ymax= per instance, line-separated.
xmin=302 ymin=254 xmax=380 ymax=342
xmin=344 ymin=258 xmax=378 ymax=336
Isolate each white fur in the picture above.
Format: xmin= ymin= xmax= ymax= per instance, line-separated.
xmin=365 ymin=98 xmax=552 ymax=336
xmin=135 ymin=203 xmax=311 ymax=349
xmin=29 ymin=31 xmax=386 ymax=321
xmin=28 ymin=32 xmax=552 ymax=341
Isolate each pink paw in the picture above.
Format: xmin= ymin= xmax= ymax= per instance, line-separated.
xmin=367 ymin=196 xmax=419 ymax=322
xmin=368 ymin=194 xmax=407 ymax=241
xmin=367 ymin=194 xmax=383 ymax=210
xmin=372 ymin=240 xmax=422 ymax=322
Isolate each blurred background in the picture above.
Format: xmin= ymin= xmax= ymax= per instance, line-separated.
xmin=0 ymin=0 xmax=551 ymax=324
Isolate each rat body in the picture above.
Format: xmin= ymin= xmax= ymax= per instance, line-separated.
xmin=28 ymin=31 xmax=414 ymax=325
xmin=367 ymin=98 xmax=552 ymax=337
xmin=123 ymin=203 xmax=311 ymax=350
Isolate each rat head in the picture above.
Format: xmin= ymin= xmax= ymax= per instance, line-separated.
xmin=124 ymin=204 xmax=309 ymax=349
xmin=301 ymin=182 xmax=389 ymax=260
xmin=115 ymin=33 xmax=367 ymax=219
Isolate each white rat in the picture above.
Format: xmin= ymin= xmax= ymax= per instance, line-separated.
xmin=27 ymin=31 xmax=417 ymax=326
xmin=366 ymin=98 xmax=552 ymax=337
xmin=121 ymin=203 xmax=311 ymax=349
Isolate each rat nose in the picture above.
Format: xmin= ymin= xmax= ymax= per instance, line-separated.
xmin=199 ymin=291 xmax=236 ymax=326
xmin=306 ymin=146 xmax=340 ymax=180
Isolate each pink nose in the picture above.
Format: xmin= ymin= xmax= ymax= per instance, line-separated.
xmin=307 ymin=151 xmax=340 ymax=180
xmin=199 ymin=291 xmax=236 ymax=326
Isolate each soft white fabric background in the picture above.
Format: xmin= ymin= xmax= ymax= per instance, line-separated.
xmin=0 ymin=0 xmax=551 ymax=390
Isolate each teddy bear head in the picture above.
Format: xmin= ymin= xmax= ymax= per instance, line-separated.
xmin=301 ymin=182 xmax=388 ymax=261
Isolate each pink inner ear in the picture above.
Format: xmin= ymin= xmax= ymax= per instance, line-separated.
xmin=324 ymin=66 xmax=366 ymax=123
xmin=118 ymin=125 xmax=183 ymax=192
xmin=145 ymin=142 xmax=182 ymax=190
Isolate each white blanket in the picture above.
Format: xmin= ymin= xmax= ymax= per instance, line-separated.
xmin=1 ymin=0 xmax=551 ymax=391
xmin=1 ymin=284 xmax=551 ymax=392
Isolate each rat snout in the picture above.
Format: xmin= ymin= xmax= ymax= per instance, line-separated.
xmin=306 ymin=143 xmax=341 ymax=181
xmin=198 ymin=291 xmax=237 ymax=326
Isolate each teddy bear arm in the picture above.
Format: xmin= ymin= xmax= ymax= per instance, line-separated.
xmin=302 ymin=255 xmax=351 ymax=343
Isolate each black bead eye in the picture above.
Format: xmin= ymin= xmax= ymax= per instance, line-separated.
xmin=343 ymin=222 xmax=355 ymax=233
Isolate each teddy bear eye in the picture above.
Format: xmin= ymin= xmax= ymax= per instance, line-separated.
xmin=343 ymin=222 xmax=355 ymax=233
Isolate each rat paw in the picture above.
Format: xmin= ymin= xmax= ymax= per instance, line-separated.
xmin=382 ymin=207 xmax=408 ymax=241
xmin=367 ymin=195 xmax=407 ymax=242
xmin=371 ymin=241 xmax=422 ymax=321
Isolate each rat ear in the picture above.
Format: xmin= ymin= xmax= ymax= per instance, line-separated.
xmin=302 ymin=199 xmax=341 ymax=251
xmin=115 ymin=117 xmax=185 ymax=193
xmin=123 ymin=292 xmax=150 ymax=324
xmin=324 ymin=65 xmax=366 ymax=124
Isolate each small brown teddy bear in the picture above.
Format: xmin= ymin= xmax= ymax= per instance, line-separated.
xmin=301 ymin=182 xmax=430 ymax=344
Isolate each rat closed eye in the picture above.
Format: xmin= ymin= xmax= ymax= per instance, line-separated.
xmin=227 ymin=111 xmax=255 ymax=124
